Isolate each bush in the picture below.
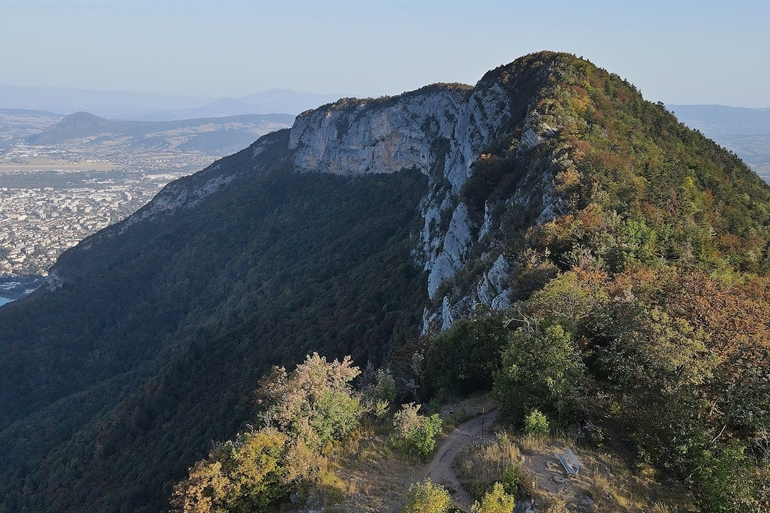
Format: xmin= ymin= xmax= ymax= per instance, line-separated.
xmin=402 ymin=479 xmax=451 ymax=513
xmin=524 ymin=409 xmax=549 ymax=439
xmin=170 ymin=428 xmax=288 ymax=513
xmin=693 ymin=443 xmax=759 ymax=513
xmin=394 ymin=403 xmax=443 ymax=458
xmin=394 ymin=403 xmax=423 ymax=438
xmin=500 ymin=464 xmax=520 ymax=497
xmin=471 ymin=482 xmax=516 ymax=513
xmin=410 ymin=414 xmax=443 ymax=458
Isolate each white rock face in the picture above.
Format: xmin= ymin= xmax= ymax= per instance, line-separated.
xmin=427 ymin=202 xmax=473 ymax=298
xmin=290 ymin=83 xmax=509 ymax=192
xmin=441 ymin=296 xmax=454 ymax=331
xmin=289 ymin=83 xmax=515 ymax=303
xmin=291 ymin=95 xmax=448 ymax=176
xmin=477 ymin=253 xmax=511 ymax=305
xmin=286 ymin=79 xmax=556 ymax=330
xmin=519 ymin=128 xmax=542 ymax=151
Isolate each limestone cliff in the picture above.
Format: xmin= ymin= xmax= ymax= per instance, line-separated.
xmin=54 ymin=54 xmax=564 ymax=327
xmin=286 ymin=67 xmax=562 ymax=330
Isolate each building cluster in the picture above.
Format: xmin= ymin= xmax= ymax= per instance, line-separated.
xmin=0 ymin=112 xmax=287 ymax=279
xmin=0 ymin=174 xmax=185 ymax=276
xmin=5 ymin=142 xmax=214 ymax=173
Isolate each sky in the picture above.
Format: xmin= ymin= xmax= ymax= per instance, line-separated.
xmin=1 ymin=0 xmax=769 ymax=107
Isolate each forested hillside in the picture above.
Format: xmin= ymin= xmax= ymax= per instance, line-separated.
xmin=2 ymin=52 xmax=770 ymax=512
xmin=0 ymin=131 xmax=428 ymax=512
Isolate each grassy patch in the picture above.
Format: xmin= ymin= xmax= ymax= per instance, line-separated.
xmin=454 ymin=431 xmax=523 ymax=501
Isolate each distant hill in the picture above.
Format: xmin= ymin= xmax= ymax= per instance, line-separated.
xmin=0 ymin=84 xmax=208 ymax=118
xmin=0 ymin=108 xmax=62 ymax=137
xmin=27 ymin=111 xmax=295 ymax=155
xmin=127 ymin=89 xmax=341 ymax=121
xmin=0 ymin=85 xmax=341 ymax=120
xmin=670 ymin=104 xmax=770 ymax=136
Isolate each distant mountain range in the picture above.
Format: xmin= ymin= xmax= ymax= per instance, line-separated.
xmin=669 ymin=104 xmax=770 ymax=136
xmin=0 ymin=85 xmax=341 ymax=120
xmin=27 ymin=111 xmax=295 ymax=155
xmin=130 ymin=90 xmax=342 ymax=121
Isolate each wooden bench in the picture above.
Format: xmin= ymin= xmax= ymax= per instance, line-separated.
xmin=557 ymin=448 xmax=582 ymax=476
xmin=558 ymin=453 xmax=577 ymax=476
xmin=567 ymin=448 xmax=582 ymax=474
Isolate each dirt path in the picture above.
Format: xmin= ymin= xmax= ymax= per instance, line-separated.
xmin=395 ymin=410 xmax=498 ymax=512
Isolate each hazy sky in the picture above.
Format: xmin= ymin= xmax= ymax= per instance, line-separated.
xmin=1 ymin=0 xmax=769 ymax=107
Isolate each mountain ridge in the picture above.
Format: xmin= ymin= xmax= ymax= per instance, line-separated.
xmin=2 ymin=51 xmax=770 ymax=512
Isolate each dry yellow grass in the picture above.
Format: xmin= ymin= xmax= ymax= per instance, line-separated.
xmin=519 ymin=434 xmax=546 ymax=454
xmin=454 ymin=431 xmax=523 ymax=500
xmin=302 ymin=422 xmax=416 ymax=512
xmin=516 ymin=435 xmax=695 ymax=513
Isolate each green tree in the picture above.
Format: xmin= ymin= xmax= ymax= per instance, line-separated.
xmin=598 ymin=306 xmax=717 ymax=462
xmin=423 ymin=316 xmax=507 ymax=396
xmin=257 ymin=353 xmax=362 ymax=449
xmin=495 ymin=321 xmax=586 ymax=425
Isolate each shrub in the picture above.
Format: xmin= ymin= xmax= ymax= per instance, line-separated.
xmin=170 ymin=428 xmax=288 ymax=513
xmin=410 ymin=414 xmax=443 ymax=458
xmin=394 ymin=403 xmax=422 ymax=438
xmin=523 ymin=409 xmax=549 ymax=439
xmin=471 ymin=482 xmax=516 ymax=513
xmin=500 ymin=464 xmax=520 ymax=497
xmin=373 ymin=399 xmax=390 ymax=420
xmin=693 ymin=443 xmax=759 ymax=513
xmin=394 ymin=403 xmax=443 ymax=458
xmin=401 ymin=479 xmax=451 ymax=513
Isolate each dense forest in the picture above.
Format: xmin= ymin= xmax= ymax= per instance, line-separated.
xmin=2 ymin=52 xmax=770 ymax=512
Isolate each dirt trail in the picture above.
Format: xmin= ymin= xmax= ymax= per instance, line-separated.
xmin=395 ymin=410 xmax=498 ymax=512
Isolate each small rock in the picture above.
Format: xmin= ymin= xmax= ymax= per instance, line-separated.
xmin=514 ymin=499 xmax=533 ymax=513
xmin=553 ymin=475 xmax=567 ymax=483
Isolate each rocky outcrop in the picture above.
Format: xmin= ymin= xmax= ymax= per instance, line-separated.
xmin=286 ymin=75 xmax=557 ymax=329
